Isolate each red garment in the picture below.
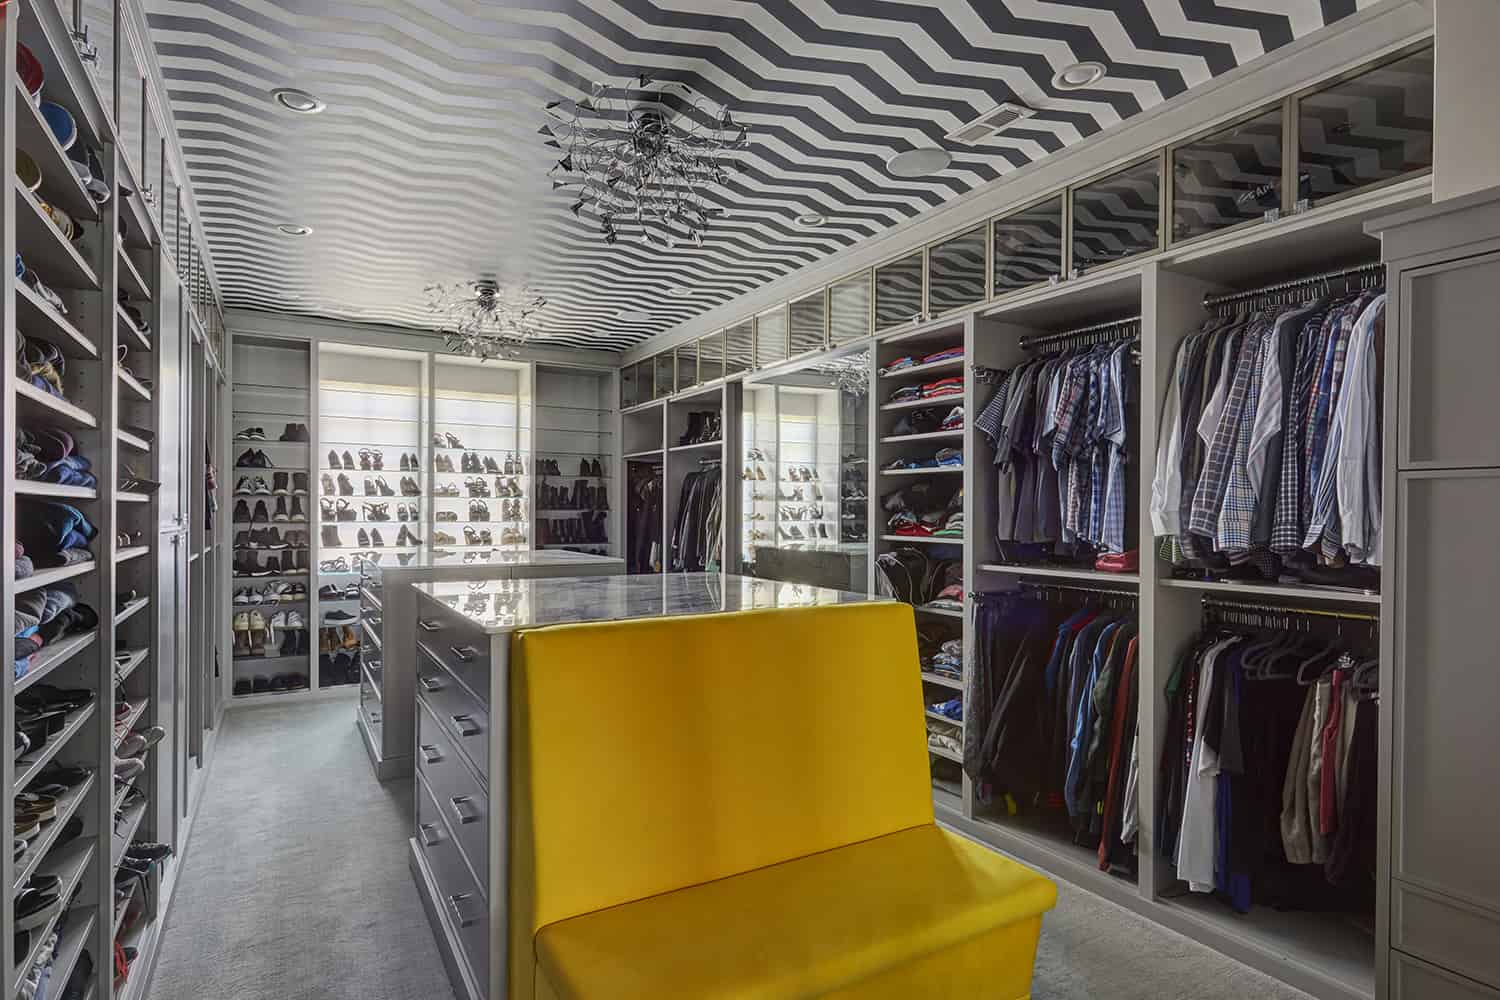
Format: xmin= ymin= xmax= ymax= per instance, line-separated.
xmin=1098 ymin=637 xmax=1138 ymax=870
xmin=1318 ymin=668 xmax=1345 ymax=836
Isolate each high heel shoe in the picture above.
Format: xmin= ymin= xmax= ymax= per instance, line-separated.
xmin=376 ymin=477 xmax=395 ymax=497
xmin=445 ymin=432 xmax=462 ymax=448
xmin=359 ymin=449 xmax=373 ymax=471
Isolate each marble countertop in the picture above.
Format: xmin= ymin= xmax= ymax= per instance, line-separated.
xmin=414 ymin=572 xmax=886 ymax=633
xmin=360 ymin=547 xmax=621 ymax=576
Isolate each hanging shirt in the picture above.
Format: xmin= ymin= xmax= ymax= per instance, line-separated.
xmin=1176 ymin=637 xmax=1240 ymax=891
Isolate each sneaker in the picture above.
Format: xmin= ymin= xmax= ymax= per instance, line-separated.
xmin=233 ymin=499 xmax=251 ymax=522
xmin=235 ymin=427 xmax=266 ymax=440
xmin=250 ymin=477 xmax=272 ymax=496
xmin=116 ymin=726 xmax=165 ymax=758
xmin=323 ymin=610 xmax=357 ymax=624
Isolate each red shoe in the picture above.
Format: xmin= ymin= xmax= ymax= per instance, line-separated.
xmin=1094 ymin=549 xmax=1139 ymax=573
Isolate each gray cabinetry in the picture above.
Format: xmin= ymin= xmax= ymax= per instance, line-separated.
xmin=1371 ymin=188 xmax=1500 ymax=999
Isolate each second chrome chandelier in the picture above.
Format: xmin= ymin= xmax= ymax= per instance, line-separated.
xmin=541 ymin=73 xmax=749 ymax=248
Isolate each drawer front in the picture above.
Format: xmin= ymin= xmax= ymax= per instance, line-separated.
xmin=1393 ymin=881 xmax=1500 ymax=989
xmin=417 ymin=775 xmax=490 ymax=997
xmin=416 ymin=607 xmax=491 ymax=705
xmin=417 ymin=649 xmax=490 ymax=781
xmin=417 ymin=700 xmax=489 ymax=886
xmin=1393 ymin=951 xmax=1500 ymax=1000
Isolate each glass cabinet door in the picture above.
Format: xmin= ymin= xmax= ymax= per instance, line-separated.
xmin=652 ymin=351 xmax=674 ymax=401
xmin=829 ymin=271 xmax=871 ymax=345
xmin=675 ymin=341 xmax=700 ymax=393
xmin=724 ymin=321 xmax=753 ymax=378
xmin=163 ymin=163 xmax=182 ymax=268
xmin=927 ymin=227 xmax=986 ymax=315
xmin=874 ymin=252 xmax=924 ymax=330
xmin=1171 ymin=107 xmax=1284 ymax=242
xmin=789 ymin=291 xmax=827 ymax=357
xmin=145 ymin=95 xmax=165 ymax=227
xmin=698 ymin=330 xmax=725 ymax=384
xmin=755 ymin=306 xmax=789 ymax=369
xmin=1071 ymin=158 xmax=1162 ymax=271
xmin=993 ymin=195 xmax=1063 ymax=296
xmin=78 ymin=0 xmax=115 ymax=128
xmin=118 ymin=25 xmax=145 ymax=184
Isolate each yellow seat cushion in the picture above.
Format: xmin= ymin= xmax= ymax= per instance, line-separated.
xmin=509 ymin=603 xmax=935 ymax=1000
xmin=533 ymin=823 xmax=1056 ymax=999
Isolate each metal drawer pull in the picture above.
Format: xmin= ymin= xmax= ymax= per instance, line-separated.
xmin=419 ymin=674 xmax=444 ymax=692
xmin=446 ymin=893 xmax=482 ymax=929
xmin=419 ymin=744 xmax=444 ymax=764
xmin=450 ymin=795 xmax=481 ymax=825
xmin=449 ymin=644 xmax=479 ymax=663
xmin=451 ymin=714 xmax=482 ymax=737
xmin=418 ymin=619 xmax=442 ymax=632
xmin=418 ymin=822 xmax=444 ymax=847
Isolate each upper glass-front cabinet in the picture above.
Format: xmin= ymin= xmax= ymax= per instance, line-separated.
xmin=829 ymin=272 xmax=871 ymax=346
xmin=78 ymin=0 xmax=115 ymax=128
xmin=652 ymin=352 xmax=675 ymax=401
xmin=755 ymin=306 xmax=789 ymax=369
xmin=993 ymin=195 xmax=1063 ymax=296
xmin=675 ymin=340 xmax=700 ymax=394
xmin=789 ymin=290 xmax=826 ymax=357
xmin=1171 ymin=107 xmax=1284 ymax=243
xmin=145 ymin=95 xmax=165 ymax=224
xmin=118 ymin=23 xmax=146 ymax=184
xmin=927 ymin=226 xmax=986 ymax=315
xmin=724 ymin=320 xmax=753 ymax=379
xmin=1071 ymin=158 xmax=1162 ymax=271
xmin=163 ymin=163 xmax=182 ymax=268
xmin=874 ymin=252 xmax=924 ymax=331
xmin=1297 ymin=46 xmax=1434 ymax=204
xmin=698 ymin=330 xmax=725 ymax=385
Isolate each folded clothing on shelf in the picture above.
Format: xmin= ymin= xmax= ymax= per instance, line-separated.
xmin=887 ymin=385 xmax=922 ymax=404
xmin=882 ymin=448 xmax=962 ymax=471
xmin=16 ymin=427 xmax=97 ymax=488
xmin=14 ymin=591 xmax=99 ymax=679
xmin=928 ymin=697 xmax=963 ymax=721
xmin=927 ymin=718 xmax=962 ymax=756
xmin=922 ymin=377 xmax=964 ymax=399
xmin=922 ymin=345 xmax=964 ymax=365
xmin=876 ymin=546 xmax=961 ymax=607
xmin=878 ymin=356 xmax=917 ymax=376
xmin=891 ymin=407 xmax=940 ymax=437
xmin=923 ymin=637 xmax=963 ymax=678
xmin=15 ymin=500 xmax=97 ymax=569
xmin=883 ymin=483 xmax=963 ymax=538
xmin=939 ymin=406 xmax=964 ymax=430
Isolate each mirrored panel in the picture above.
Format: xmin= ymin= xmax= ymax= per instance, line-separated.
xmin=755 ymin=306 xmax=789 ymax=369
xmin=789 ymin=291 xmax=827 ymax=357
xmin=675 ymin=341 xmax=700 ymax=393
xmin=698 ymin=329 xmax=725 ymax=384
xmin=993 ymin=196 xmax=1063 ymax=295
xmin=829 ymin=271 xmax=872 ymax=345
xmin=928 ymin=227 xmax=987 ymax=315
xmin=1298 ymin=47 xmax=1433 ymax=203
xmin=725 ymin=321 xmax=754 ymax=377
xmin=1171 ymin=106 xmax=1284 ymax=242
xmin=621 ymin=361 xmax=640 ymax=409
xmin=742 ymin=350 xmax=870 ymax=590
xmin=875 ymin=252 xmax=924 ymax=330
xmin=1071 ymin=159 xmax=1161 ymax=270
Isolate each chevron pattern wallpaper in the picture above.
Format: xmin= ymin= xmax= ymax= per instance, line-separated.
xmin=144 ymin=0 xmax=1378 ymax=351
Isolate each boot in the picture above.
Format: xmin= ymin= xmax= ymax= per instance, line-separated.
xmin=292 ymin=472 xmax=308 ymax=496
xmin=273 ymin=497 xmax=290 ymax=522
xmin=272 ymin=472 xmax=290 ymax=495
xmin=337 ymin=473 xmax=355 ymax=496
xmin=322 ymin=525 xmax=342 ymax=548
xmin=357 ymin=528 xmax=370 ymax=548
xmin=233 ymin=499 xmax=250 ymax=521
xmin=252 ymin=500 xmax=270 ymax=523
xmin=678 ymin=412 xmax=702 ymax=446
xmin=321 ymin=473 xmax=335 ymax=496
xmin=328 ymin=449 xmax=342 ymax=470
xmin=598 ymin=485 xmax=609 ymax=512
xmin=370 ymin=528 xmax=385 ymax=547
xmin=291 ymin=496 xmax=306 ymax=520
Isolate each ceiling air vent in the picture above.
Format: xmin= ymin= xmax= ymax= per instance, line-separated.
xmin=945 ymin=102 xmax=1036 ymax=145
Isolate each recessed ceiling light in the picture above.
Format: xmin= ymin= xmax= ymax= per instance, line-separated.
xmin=1052 ymin=60 xmax=1108 ymax=91
xmin=275 ymin=223 xmax=313 ymax=236
xmin=794 ymin=212 xmax=827 ymax=229
xmin=885 ymin=148 xmax=952 ymax=179
xmin=617 ymin=309 xmax=651 ymax=323
xmin=271 ymin=87 xmax=326 ymax=114
xmin=666 ymin=286 xmax=692 ymax=298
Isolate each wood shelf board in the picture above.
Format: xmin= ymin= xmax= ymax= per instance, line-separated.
xmin=14 ymin=559 xmax=97 ymax=594
xmin=920 ymin=671 xmax=963 ymax=690
xmin=879 ymin=428 xmax=964 ymax=444
xmin=117 ymin=244 xmax=152 ymax=302
xmin=117 ymin=367 xmax=153 ymax=401
xmin=117 ymin=429 xmax=152 ymax=452
xmin=979 ymin=564 xmax=1141 ymax=585
xmin=14 ymin=81 xmax=99 ymax=222
xmin=16 ymin=631 xmax=97 ymax=694
xmin=15 ymin=701 xmax=98 ymax=792
xmin=14 ymin=379 xmax=98 ymax=428
xmin=879 ymin=466 xmax=963 ymax=475
xmin=13 ymin=771 xmax=96 ymax=891
xmin=114 ymin=597 xmax=151 ymax=626
xmin=15 ymin=184 xmax=98 ymax=291
xmin=877 ymin=356 xmax=964 ymax=380
xmin=15 ymin=480 xmax=97 ymax=500
xmin=16 ymin=280 xmax=96 ymax=358
xmin=1157 ymin=577 xmax=1380 ymax=606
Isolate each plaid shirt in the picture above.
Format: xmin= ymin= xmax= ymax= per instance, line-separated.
xmin=1176 ymin=322 xmax=1240 ymax=562
xmin=1216 ymin=315 xmax=1274 ymax=550
xmin=1188 ymin=325 xmax=1262 ymax=539
xmin=1305 ymin=292 xmax=1379 ymax=552
xmin=1102 ymin=342 xmax=1131 ymax=553
xmin=1270 ymin=306 xmax=1337 ymax=553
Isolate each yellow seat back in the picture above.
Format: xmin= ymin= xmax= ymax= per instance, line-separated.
xmin=509 ymin=601 xmax=930 ymax=999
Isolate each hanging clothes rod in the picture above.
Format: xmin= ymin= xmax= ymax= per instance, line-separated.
xmin=1018 ymin=315 xmax=1141 ymax=353
xmin=970 ymin=580 xmax=1138 ymax=602
xmin=1201 ymin=261 xmax=1384 ymax=311
xmin=1199 ymin=595 xmax=1379 ymax=623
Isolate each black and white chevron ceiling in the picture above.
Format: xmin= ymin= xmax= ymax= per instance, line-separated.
xmin=144 ymin=0 xmax=1374 ymax=351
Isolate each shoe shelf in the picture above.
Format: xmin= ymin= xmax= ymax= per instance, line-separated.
xmin=115 ymin=650 xmax=150 ymax=685
xmin=116 ymin=429 xmax=152 ymax=453
xmin=10 ymin=839 xmax=96 ymax=993
xmin=116 ymin=245 xmax=151 ymax=302
xmin=15 ymin=380 xmax=98 ymax=429
xmin=14 ymin=82 xmax=97 ymax=223
xmin=879 ymin=428 xmax=963 ymax=444
xmin=110 ymin=799 xmax=148 ymax=871
xmin=14 ymin=699 xmax=97 ymax=796
xmin=15 ymin=560 xmax=97 ymax=594
xmin=114 ymin=546 xmax=150 ymax=564
xmin=13 ymin=771 xmax=96 ymax=891
xmin=113 ymin=699 xmax=152 ymax=753
xmin=1156 ymin=576 xmax=1380 ymax=605
xmin=876 ymin=356 xmax=963 ymax=380
xmin=16 ymin=282 xmax=96 ymax=359
xmin=116 ymin=367 xmax=152 ymax=403
xmin=112 ymin=774 xmax=142 ymax=815
xmin=880 ymin=534 xmax=964 ymax=545
xmin=112 ymin=879 xmax=136 ymax=938
xmin=921 ymin=671 xmax=963 ymax=690
xmin=15 ymin=481 xmax=98 ymax=500
xmin=48 ymin=908 xmax=96 ymax=1000
xmin=879 ymin=394 xmax=965 ymax=412
xmin=16 ymin=632 xmax=98 ymax=694
xmin=14 ymin=184 xmax=99 ymax=292
xmin=116 ymin=491 xmax=150 ymax=504
xmin=117 ymin=304 xmax=151 ymax=352
xmin=915 ymin=604 xmax=964 ymax=619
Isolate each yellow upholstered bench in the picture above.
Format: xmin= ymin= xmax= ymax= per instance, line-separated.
xmin=508 ymin=601 xmax=1056 ymax=999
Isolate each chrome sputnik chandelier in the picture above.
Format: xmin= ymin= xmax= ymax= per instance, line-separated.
xmin=426 ymin=279 xmax=547 ymax=361
xmin=541 ymin=73 xmax=748 ymax=248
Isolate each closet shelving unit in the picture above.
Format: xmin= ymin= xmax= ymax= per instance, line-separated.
xmin=664 ymin=383 xmax=740 ymax=574
xmin=533 ymin=364 xmax=615 ymax=556
xmin=615 ymin=39 xmax=1435 ymax=997
xmin=313 ymin=345 xmax=428 ymax=692
xmin=622 ymin=399 xmax=666 ymax=573
xmin=739 ymin=383 xmax=775 ymax=572
xmin=3 ymin=0 xmax=228 ymax=992
xmin=229 ymin=338 xmax=312 ymax=698
xmin=431 ymin=356 xmax=531 ymax=552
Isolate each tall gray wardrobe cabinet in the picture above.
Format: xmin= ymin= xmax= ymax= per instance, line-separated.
xmin=1370 ymin=186 xmax=1500 ymax=1000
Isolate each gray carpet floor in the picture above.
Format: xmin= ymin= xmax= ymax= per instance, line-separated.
xmin=148 ymin=696 xmax=1311 ymax=1000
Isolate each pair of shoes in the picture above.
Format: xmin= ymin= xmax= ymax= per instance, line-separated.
xmin=678 ymin=411 xmax=721 ymax=445
xmin=396 ymin=452 xmax=420 ymax=471
xmin=434 ymin=432 xmax=463 ymax=448
xmin=395 ymin=502 xmax=419 ymax=521
xmin=235 ymin=476 xmax=272 ymax=495
xmin=235 ymin=448 xmax=274 ymax=469
xmin=235 ymin=427 xmax=266 ymax=441
xmin=578 ymin=457 xmax=604 ymax=477
xmin=278 ymin=423 xmax=310 ymax=442
xmin=326 ymin=449 xmax=357 ymax=470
